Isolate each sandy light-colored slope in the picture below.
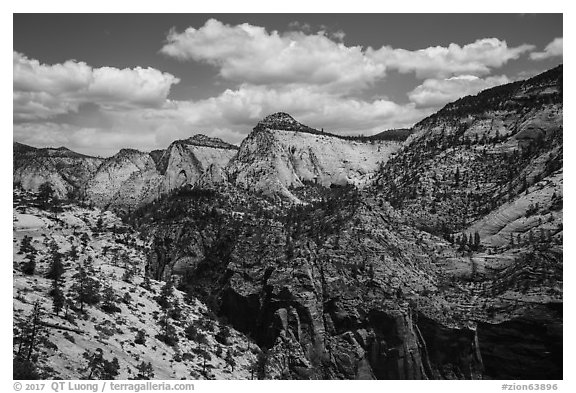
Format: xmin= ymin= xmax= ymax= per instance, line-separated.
xmin=13 ymin=190 xmax=259 ymax=380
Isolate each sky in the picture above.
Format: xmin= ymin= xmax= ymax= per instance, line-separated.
xmin=13 ymin=14 xmax=563 ymax=157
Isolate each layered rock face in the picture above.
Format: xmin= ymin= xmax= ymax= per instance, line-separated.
xmin=373 ymin=65 xmax=563 ymax=379
xmin=85 ymin=148 xmax=163 ymax=209
xmin=15 ymin=115 xmax=399 ymax=207
xmin=376 ymin=65 xmax=563 ymax=238
xmin=14 ymin=135 xmax=238 ymax=210
xmin=84 ymin=135 xmax=238 ymax=210
xmin=157 ymin=135 xmax=238 ymax=193
xmin=13 ymin=142 xmax=103 ymax=199
xmin=228 ymin=113 xmax=402 ymax=201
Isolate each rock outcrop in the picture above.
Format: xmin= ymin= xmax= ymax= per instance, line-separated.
xmin=376 ymin=65 xmax=563 ymax=239
xmin=157 ymin=135 xmax=238 ymax=194
xmin=136 ymin=186 xmax=486 ymax=379
xmin=14 ymin=135 xmax=239 ymax=211
xmin=85 ymin=148 xmax=163 ymax=210
xmin=227 ymin=113 xmax=402 ymax=201
xmin=13 ymin=142 xmax=103 ymax=199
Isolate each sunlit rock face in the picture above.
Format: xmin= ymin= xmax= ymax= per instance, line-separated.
xmin=80 ymin=135 xmax=238 ymax=210
xmin=227 ymin=112 xmax=402 ymax=201
xmin=157 ymin=135 xmax=238 ymax=194
xmin=13 ymin=143 xmax=103 ymax=199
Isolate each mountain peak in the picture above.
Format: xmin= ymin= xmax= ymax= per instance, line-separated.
xmin=260 ymin=112 xmax=297 ymax=125
xmin=256 ymin=112 xmax=318 ymax=133
xmin=178 ymin=134 xmax=239 ymax=150
xmin=115 ymin=148 xmax=146 ymax=158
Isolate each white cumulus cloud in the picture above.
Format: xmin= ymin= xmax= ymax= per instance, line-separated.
xmin=13 ymin=52 xmax=180 ymax=120
xmin=530 ymin=37 xmax=563 ymax=60
xmin=161 ymin=20 xmax=533 ymax=87
xmin=408 ymin=74 xmax=511 ymax=107
xmin=368 ymin=38 xmax=534 ymax=78
xmin=160 ymin=18 xmax=385 ymax=92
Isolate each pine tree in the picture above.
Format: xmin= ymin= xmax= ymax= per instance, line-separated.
xmin=46 ymin=240 xmax=64 ymax=280
xmin=474 ymin=232 xmax=481 ymax=249
xmin=19 ymin=235 xmax=35 ymax=255
xmin=15 ymin=302 xmax=47 ymax=362
xmin=101 ymin=284 xmax=120 ymax=313
xmin=134 ymin=361 xmax=154 ymax=380
xmin=156 ymin=310 xmax=178 ymax=346
xmin=46 ymin=249 xmax=65 ymax=281
xmin=95 ymin=216 xmax=104 ymax=232
xmin=168 ymin=299 xmax=183 ymax=321
xmin=82 ymin=348 xmax=120 ymax=379
xmin=13 ymin=357 xmax=40 ymax=380
xmin=196 ymin=333 xmax=211 ymax=376
xmin=22 ymin=254 xmax=36 ymax=275
xmin=68 ymin=244 xmax=79 ymax=262
xmin=157 ymin=280 xmax=174 ymax=311
xmin=70 ymin=261 xmax=101 ymax=312
xmin=134 ymin=329 xmax=146 ymax=345
xmin=215 ymin=325 xmax=231 ymax=345
xmin=37 ymin=183 xmax=55 ymax=209
xmin=51 ymin=279 xmax=65 ymax=316
xmin=225 ymin=348 xmax=236 ymax=372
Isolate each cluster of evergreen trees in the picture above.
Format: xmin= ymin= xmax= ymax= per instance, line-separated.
xmin=444 ymin=231 xmax=481 ymax=251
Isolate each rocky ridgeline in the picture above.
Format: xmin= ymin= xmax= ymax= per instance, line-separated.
xmin=14 ymin=134 xmax=240 ymax=212
xmin=375 ymin=66 xmax=562 ymax=244
xmin=14 ymin=143 xmax=103 ymax=199
xmin=132 ymin=175 xmax=561 ymax=379
xmin=15 ymin=113 xmax=404 ymax=207
xmin=256 ymin=112 xmax=318 ymax=133
xmin=179 ymin=134 xmax=239 ymax=150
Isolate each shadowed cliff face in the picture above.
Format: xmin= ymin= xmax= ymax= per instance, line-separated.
xmin=416 ymin=314 xmax=483 ymax=379
xmin=478 ymin=303 xmax=562 ymax=380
